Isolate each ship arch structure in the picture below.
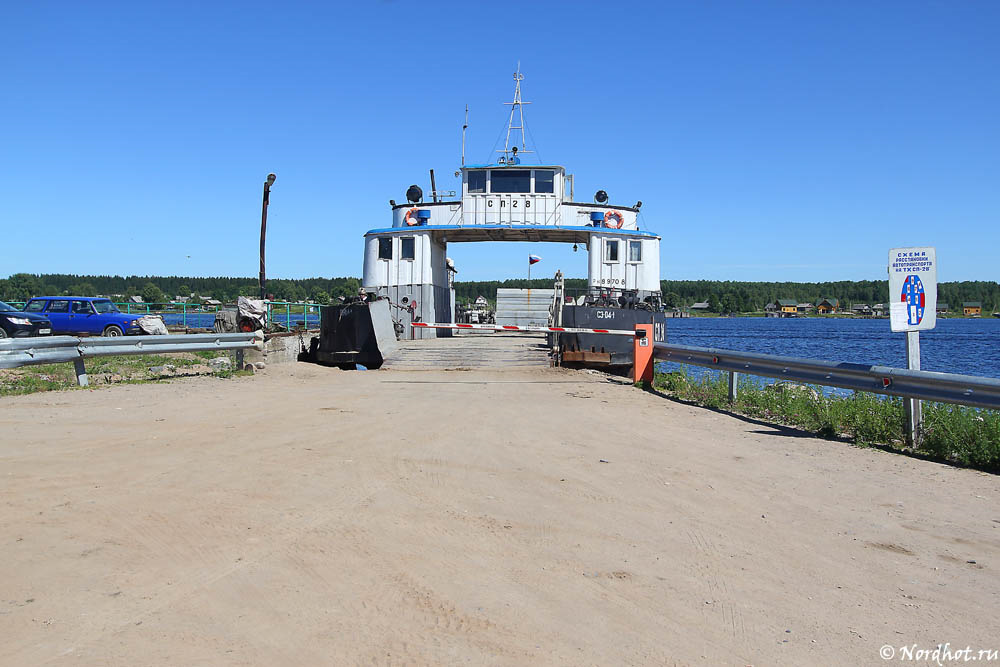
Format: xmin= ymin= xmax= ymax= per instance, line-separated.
xmin=362 ymin=162 xmax=662 ymax=341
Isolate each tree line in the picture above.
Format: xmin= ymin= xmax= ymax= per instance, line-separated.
xmin=455 ymin=278 xmax=1000 ymax=313
xmin=2 ymin=273 xmax=999 ymax=312
xmin=0 ymin=273 xmax=361 ymax=305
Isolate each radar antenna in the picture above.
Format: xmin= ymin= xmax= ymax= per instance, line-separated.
xmin=497 ymin=63 xmax=534 ymax=164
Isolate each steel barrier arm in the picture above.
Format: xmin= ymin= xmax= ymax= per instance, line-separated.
xmin=653 ymin=343 xmax=1000 ymax=410
xmin=412 ymin=322 xmax=636 ymax=336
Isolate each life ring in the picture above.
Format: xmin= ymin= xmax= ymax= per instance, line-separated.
xmin=404 ymin=208 xmax=420 ymax=226
xmin=604 ymin=210 xmax=624 ymax=229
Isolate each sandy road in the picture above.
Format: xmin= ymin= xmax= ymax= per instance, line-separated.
xmin=1 ymin=362 xmax=998 ymax=665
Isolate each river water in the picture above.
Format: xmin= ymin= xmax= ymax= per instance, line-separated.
xmin=163 ymin=310 xmax=1000 ymax=380
xmin=662 ymin=317 xmax=1000 ymax=380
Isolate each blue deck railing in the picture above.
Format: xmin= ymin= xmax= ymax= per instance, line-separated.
xmin=3 ymin=301 xmax=323 ymax=330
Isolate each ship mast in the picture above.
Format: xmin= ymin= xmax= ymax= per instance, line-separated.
xmin=497 ymin=64 xmax=533 ymax=164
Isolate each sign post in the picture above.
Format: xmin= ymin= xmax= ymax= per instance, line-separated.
xmin=888 ymin=247 xmax=937 ymax=446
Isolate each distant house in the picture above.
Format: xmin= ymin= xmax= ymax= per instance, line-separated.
xmin=851 ymin=303 xmax=871 ymax=315
xmin=128 ymin=295 xmax=144 ymax=303
xmin=963 ymin=301 xmax=982 ymax=317
xmin=773 ymin=299 xmax=797 ymax=315
xmin=872 ymin=303 xmax=886 ymax=317
xmin=203 ymin=298 xmax=222 ymax=307
xmin=797 ymin=302 xmax=814 ymax=314
xmin=936 ymin=303 xmax=949 ymax=313
xmin=690 ymin=302 xmax=710 ymax=311
xmin=475 ymin=295 xmax=489 ymax=307
xmin=815 ymin=297 xmax=839 ymax=314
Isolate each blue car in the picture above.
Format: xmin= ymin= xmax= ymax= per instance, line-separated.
xmin=23 ymin=297 xmax=143 ymax=337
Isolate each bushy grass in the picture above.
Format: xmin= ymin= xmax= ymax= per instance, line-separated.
xmin=0 ymin=352 xmax=244 ymax=397
xmin=653 ymin=367 xmax=1000 ymax=471
xmin=922 ymin=404 xmax=1000 ymax=468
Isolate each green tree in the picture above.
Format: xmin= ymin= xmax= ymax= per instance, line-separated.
xmin=331 ymin=278 xmax=362 ymax=301
xmin=310 ymin=288 xmax=330 ymax=305
xmin=708 ymin=294 xmax=721 ymax=313
xmin=664 ymin=291 xmax=681 ymax=308
xmin=5 ymin=274 xmax=41 ymax=300
xmin=177 ymin=284 xmax=191 ymax=298
xmin=141 ymin=282 xmax=165 ymax=304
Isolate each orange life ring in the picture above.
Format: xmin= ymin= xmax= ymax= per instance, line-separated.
xmin=404 ymin=208 xmax=420 ymax=226
xmin=604 ymin=210 xmax=624 ymax=229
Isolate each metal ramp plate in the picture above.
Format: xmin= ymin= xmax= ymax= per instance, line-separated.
xmin=380 ymin=333 xmax=550 ymax=370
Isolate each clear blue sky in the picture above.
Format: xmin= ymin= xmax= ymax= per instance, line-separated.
xmin=3 ymin=1 xmax=998 ymax=283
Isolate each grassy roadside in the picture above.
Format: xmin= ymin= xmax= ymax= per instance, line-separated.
xmin=0 ymin=351 xmax=250 ymax=397
xmin=653 ymin=367 xmax=1000 ymax=471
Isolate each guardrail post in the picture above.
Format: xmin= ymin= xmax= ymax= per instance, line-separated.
xmin=633 ymin=324 xmax=653 ymax=384
xmin=73 ymin=358 xmax=89 ymax=387
xmin=728 ymin=371 xmax=738 ymax=403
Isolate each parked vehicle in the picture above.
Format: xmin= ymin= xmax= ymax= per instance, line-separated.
xmin=22 ymin=297 xmax=143 ymax=336
xmin=0 ymin=300 xmax=52 ymax=338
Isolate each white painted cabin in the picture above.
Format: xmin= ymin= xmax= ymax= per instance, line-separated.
xmin=363 ymin=161 xmax=661 ymax=338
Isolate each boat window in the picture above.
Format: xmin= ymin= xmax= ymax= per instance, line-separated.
xmin=490 ymin=169 xmax=530 ymax=193
xmin=401 ymin=237 xmax=415 ymax=260
xmin=605 ymin=240 xmax=619 ymax=262
xmin=628 ymin=240 xmax=642 ymax=262
xmin=378 ymin=237 xmax=392 ymax=260
xmin=534 ymin=170 xmax=554 ymax=193
xmin=467 ymin=170 xmax=486 ymax=193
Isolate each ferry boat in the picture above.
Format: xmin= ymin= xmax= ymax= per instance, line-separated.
xmin=360 ymin=69 xmax=667 ymax=370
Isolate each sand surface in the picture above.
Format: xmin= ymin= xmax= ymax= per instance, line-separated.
xmin=2 ymin=362 xmax=999 ymax=665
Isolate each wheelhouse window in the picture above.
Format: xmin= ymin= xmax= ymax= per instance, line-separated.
xmin=490 ymin=169 xmax=530 ymax=193
xmin=378 ymin=237 xmax=392 ymax=260
xmin=467 ymin=170 xmax=486 ymax=193
xmin=605 ymin=240 xmax=619 ymax=262
xmin=401 ymin=237 xmax=415 ymax=260
xmin=628 ymin=240 xmax=642 ymax=262
xmin=534 ymin=170 xmax=554 ymax=193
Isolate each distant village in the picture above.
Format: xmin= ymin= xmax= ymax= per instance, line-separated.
xmin=684 ymin=298 xmax=986 ymax=318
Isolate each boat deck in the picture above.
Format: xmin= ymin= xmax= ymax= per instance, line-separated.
xmin=381 ymin=332 xmax=551 ymax=370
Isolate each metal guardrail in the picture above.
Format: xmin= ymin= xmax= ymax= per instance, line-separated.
xmin=653 ymin=342 xmax=1000 ymax=410
xmin=0 ymin=333 xmax=262 ymax=387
